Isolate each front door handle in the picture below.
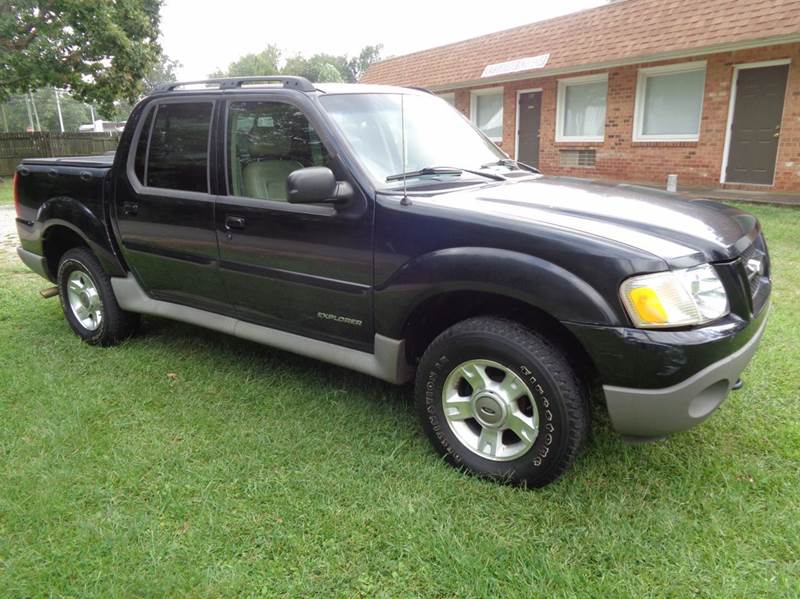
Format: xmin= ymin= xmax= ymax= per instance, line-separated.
xmin=122 ymin=201 xmax=139 ymax=216
xmin=225 ymin=215 xmax=246 ymax=230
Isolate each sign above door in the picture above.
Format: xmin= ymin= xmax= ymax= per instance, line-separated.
xmin=482 ymin=54 xmax=550 ymax=78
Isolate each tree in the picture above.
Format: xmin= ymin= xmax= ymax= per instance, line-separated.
xmin=210 ymin=45 xmax=281 ymax=78
xmin=143 ymin=52 xmax=181 ymax=90
xmin=0 ymin=1 xmax=164 ymax=115
xmin=0 ymin=88 xmax=92 ymax=132
xmin=105 ymin=52 xmax=182 ymax=121
xmin=347 ymin=44 xmax=383 ymax=82
xmin=316 ymin=63 xmax=343 ymax=83
xmin=282 ymin=53 xmax=350 ymax=82
xmin=212 ymin=44 xmax=382 ymax=84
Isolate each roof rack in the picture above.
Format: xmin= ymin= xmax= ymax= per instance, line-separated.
xmin=150 ymin=75 xmax=316 ymax=94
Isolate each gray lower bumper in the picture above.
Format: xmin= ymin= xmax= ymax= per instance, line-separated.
xmin=16 ymin=246 xmax=49 ymax=280
xmin=603 ymin=312 xmax=769 ymax=440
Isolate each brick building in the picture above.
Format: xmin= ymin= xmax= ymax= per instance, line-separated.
xmin=362 ymin=0 xmax=800 ymax=192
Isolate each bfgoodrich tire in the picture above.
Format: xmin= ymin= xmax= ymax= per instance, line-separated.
xmin=57 ymin=247 xmax=139 ymax=346
xmin=415 ymin=316 xmax=589 ymax=487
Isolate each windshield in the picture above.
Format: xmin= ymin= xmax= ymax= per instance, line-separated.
xmin=319 ymin=92 xmax=508 ymax=188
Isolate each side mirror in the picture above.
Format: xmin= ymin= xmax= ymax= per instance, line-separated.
xmin=287 ymin=167 xmax=352 ymax=205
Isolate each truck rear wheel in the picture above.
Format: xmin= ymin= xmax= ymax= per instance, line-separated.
xmin=415 ymin=316 xmax=588 ymax=487
xmin=57 ymin=247 xmax=139 ymax=346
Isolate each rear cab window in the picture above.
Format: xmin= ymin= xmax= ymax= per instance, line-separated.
xmin=133 ymin=101 xmax=213 ymax=193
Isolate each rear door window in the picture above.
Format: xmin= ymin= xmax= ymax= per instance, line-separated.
xmin=145 ymin=102 xmax=213 ymax=193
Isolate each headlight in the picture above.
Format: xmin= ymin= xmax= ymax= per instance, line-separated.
xmin=620 ymin=264 xmax=729 ymax=328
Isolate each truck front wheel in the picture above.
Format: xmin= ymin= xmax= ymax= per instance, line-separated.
xmin=57 ymin=247 xmax=139 ymax=346
xmin=415 ymin=316 xmax=589 ymax=487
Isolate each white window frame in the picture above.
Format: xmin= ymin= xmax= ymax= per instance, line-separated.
xmin=555 ymin=73 xmax=608 ymax=143
xmin=438 ymin=92 xmax=455 ymax=106
xmin=632 ymin=61 xmax=707 ymax=142
xmin=470 ymin=87 xmax=504 ymax=142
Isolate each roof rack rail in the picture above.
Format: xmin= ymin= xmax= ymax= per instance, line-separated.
xmin=150 ymin=75 xmax=316 ymax=94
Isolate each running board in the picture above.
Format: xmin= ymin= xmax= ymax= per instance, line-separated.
xmin=110 ymin=274 xmax=413 ymax=385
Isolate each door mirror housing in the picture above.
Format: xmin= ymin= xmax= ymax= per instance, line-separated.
xmin=287 ymin=167 xmax=352 ymax=205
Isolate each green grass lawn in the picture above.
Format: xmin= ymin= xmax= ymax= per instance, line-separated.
xmin=0 ymin=178 xmax=13 ymax=205
xmin=1 ymin=202 xmax=798 ymax=598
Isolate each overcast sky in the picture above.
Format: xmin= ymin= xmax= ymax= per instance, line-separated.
xmin=160 ymin=0 xmax=607 ymax=81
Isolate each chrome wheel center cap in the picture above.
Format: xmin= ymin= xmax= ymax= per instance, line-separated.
xmin=473 ymin=392 xmax=507 ymax=428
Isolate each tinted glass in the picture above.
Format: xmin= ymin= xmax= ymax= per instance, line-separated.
xmin=146 ymin=102 xmax=212 ymax=192
xmin=227 ymin=101 xmax=329 ymax=201
xmin=133 ymin=108 xmax=154 ymax=183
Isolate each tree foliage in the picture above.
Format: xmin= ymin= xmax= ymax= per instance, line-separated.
xmin=0 ymin=51 xmax=180 ymax=131
xmin=282 ymin=53 xmax=349 ymax=83
xmin=209 ymin=45 xmax=281 ymax=79
xmin=0 ymin=0 xmax=164 ymax=114
xmin=0 ymin=88 xmax=93 ymax=132
xmin=347 ymin=44 xmax=383 ymax=82
xmin=106 ymin=51 xmax=181 ymax=121
xmin=211 ymin=44 xmax=383 ymax=83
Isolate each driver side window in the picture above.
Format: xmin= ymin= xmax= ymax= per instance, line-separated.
xmin=227 ymin=101 xmax=330 ymax=201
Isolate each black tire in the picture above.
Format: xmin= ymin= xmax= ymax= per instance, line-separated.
xmin=415 ymin=316 xmax=588 ymax=487
xmin=57 ymin=247 xmax=140 ymax=346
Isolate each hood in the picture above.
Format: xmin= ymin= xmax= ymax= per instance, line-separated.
xmin=420 ymin=176 xmax=760 ymax=265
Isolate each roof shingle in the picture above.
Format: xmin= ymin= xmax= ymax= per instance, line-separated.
xmin=362 ymin=0 xmax=800 ymax=87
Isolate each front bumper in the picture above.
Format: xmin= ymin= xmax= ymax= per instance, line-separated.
xmin=602 ymin=307 xmax=768 ymax=439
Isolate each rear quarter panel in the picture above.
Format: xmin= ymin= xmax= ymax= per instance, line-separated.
xmin=15 ymin=162 xmax=126 ymax=278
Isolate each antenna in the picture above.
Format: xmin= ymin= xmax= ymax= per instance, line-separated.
xmin=400 ymin=93 xmax=411 ymax=206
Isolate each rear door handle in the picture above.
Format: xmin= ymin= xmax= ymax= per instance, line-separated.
xmin=122 ymin=201 xmax=139 ymax=216
xmin=225 ymin=215 xmax=246 ymax=230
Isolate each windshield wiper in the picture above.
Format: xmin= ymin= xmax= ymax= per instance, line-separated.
xmin=386 ymin=165 xmax=506 ymax=182
xmin=481 ymin=158 xmax=541 ymax=174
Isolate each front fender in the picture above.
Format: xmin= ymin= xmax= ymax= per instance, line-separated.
xmin=374 ymin=247 xmax=619 ymax=337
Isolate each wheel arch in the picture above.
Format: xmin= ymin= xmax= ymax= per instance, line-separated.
xmin=377 ymin=247 xmax=618 ymax=368
xmin=38 ymin=196 xmax=127 ymax=280
xmin=42 ymin=223 xmax=89 ymax=281
xmin=400 ymin=289 xmax=602 ymax=398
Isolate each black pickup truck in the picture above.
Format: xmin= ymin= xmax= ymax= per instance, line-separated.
xmin=14 ymin=76 xmax=770 ymax=487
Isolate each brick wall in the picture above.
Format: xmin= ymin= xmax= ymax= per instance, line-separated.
xmin=448 ymin=43 xmax=800 ymax=192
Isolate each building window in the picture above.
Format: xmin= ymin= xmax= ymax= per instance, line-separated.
xmin=470 ymin=88 xmax=503 ymax=142
xmin=556 ymin=74 xmax=607 ymax=142
xmin=633 ymin=62 xmax=706 ymax=141
xmin=438 ymin=92 xmax=455 ymax=106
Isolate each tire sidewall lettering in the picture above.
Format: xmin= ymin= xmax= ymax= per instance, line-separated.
xmin=421 ymin=349 xmax=562 ymax=473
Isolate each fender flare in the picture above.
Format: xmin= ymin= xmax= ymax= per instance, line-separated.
xmin=375 ymin=247 xmax=620 ymax=337
xmin=37 ymin=197 xmax=127 ymax=277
